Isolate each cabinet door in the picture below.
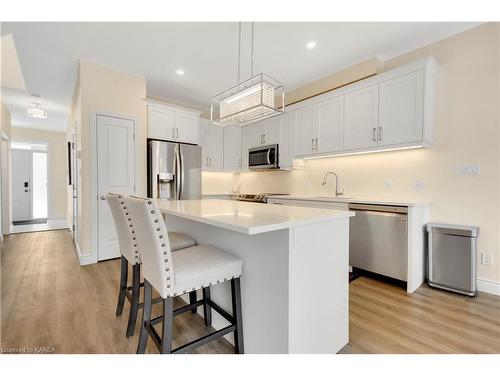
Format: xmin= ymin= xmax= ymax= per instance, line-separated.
xmin=294 ymin=106 xmax=316 ymax=157
xmin=279 ymin=113 xmax=295 ymax=169
xmin=200 ymin=120 xmax=211 ymax=170
xmin=175 ymin=113 xmax=200 ymax=144
xmin=343 ymin=84 xmax=379 ymax=150
xmin=264 ymin=116 xmax=281 ymax=145
xmin=378 ymin=70 xmax=424 ymax=146
xmin=240 ymin=125 xmax=252 ymax=170
xmin=208 ymin=123 xmax=224 ymax=170
xmin=250 ymin=121 xmax=266 ymax=146
xmin=316 ymin=96 xmax=344 ymax=153
xmin=223 ymin=126 xmax=242 ymax=171
xmin=148 ymin=106 xmax=176 ymax=140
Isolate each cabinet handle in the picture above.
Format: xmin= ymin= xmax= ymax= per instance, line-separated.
xmin=311 ymin=138 xmax=315 ymax=151
xmin=209 ymin=157 xmax=211 ymax=167
xmin=372 ymin=128 xmax=377 ymax=142
xmin=206 ymin=157 xmax=209 ymax=167
xmin=378 ymin=126 xmax=383 ymax=142
xmin=263 ymin=134 xmax=266 ymax=144
xmin=315 ymin=138 xmax=319 ymax=151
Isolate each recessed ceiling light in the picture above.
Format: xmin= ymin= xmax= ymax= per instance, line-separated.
xmin=306 ymin=41 xmax=317 ymax=49
xmin=176 ymin=69 xmax=185 ymax=76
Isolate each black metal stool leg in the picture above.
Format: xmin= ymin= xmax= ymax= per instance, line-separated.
xmin=161 ymin=297 xmax=174 ymax=354
xmin=189 ymin=291 xmax=197 ymax=313
xmin=126 ymin=263 xmax=141 ymax=337
xmin=231 ymin=278 xmax=244 ymax=354
xmin=202 ymin=286 xmax=212 ymax=327
xmin=116 ymin=256 xmax=128 ymax=316
xmin=137 ymin=279 xmax=152 ymax=354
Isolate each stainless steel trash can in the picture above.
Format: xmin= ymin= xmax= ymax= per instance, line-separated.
xmin=426 ymin=223 xmax=479 ymax=296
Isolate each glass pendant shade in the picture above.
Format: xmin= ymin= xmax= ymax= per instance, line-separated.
xmin=26 ymin=104 xmax=48 ymax=119
xmin=211 ymin=73 xmax=285 ymax=126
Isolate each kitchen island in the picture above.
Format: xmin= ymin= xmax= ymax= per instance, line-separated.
xmin=158 ymin=199 xmax=354 ymax=354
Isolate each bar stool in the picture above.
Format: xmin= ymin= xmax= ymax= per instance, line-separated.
xmin=106 ymin=193 xmax=197 ymax=338
xmin=125 ymin=195 xmax=244 ymax=354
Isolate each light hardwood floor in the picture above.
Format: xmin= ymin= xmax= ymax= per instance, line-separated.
xmin=1 ymin=230 xmax=499 ymax=354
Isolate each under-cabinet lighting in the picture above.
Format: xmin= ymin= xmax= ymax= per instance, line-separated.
xmin=302 ymin=145 xmax=424 ymax=160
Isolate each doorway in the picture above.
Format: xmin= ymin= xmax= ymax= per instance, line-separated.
xmin=11 ymin=141 xmax=48 ymax=224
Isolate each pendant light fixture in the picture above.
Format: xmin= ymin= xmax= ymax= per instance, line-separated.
xmin=26 ymin=94 xmax=48 ymax=119
xmin=211 ymin=22 xmax=285 ymax=126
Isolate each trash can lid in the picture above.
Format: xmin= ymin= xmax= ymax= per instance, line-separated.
xmin=426 ymin=223 xmax=479 ymax=237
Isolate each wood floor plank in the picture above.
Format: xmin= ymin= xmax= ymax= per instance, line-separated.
xmin=1 ymin=230 xmax=499 ymax=354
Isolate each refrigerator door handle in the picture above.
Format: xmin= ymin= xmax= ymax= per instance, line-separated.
xmin=174 ymin=144 xmax=181 ymax=200
xmin=179 ymin=145 xmax=184 ymax=200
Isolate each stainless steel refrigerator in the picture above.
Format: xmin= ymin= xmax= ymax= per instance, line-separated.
xmin=148 ymin=140 xmax=202 ymax=200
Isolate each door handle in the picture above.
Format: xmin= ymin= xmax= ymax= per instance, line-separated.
xmin=378 ymin=126 xmax=383 ymax=142
xmin=372 ymin=128 xmax=377 ymax=142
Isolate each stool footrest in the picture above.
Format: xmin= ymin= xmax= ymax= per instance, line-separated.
xmin=172 ymin=324 xmax=236 ymax=354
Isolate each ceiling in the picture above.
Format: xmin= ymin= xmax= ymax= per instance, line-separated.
xmin=0 ymin=22 xmax=480 ymax=133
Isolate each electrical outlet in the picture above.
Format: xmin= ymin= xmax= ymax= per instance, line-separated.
xmin=384 ymin=179 xmax=392 ymax=189
xmin=454 ymin=164 xmax=480 ymax=176
xmin=413 ymin=180 xmax=423 ymax=191
xmin=481 ymin=252 xmax=492 ymax=266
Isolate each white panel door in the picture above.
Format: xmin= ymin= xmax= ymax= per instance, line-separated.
xmin=223 ymin=126 xmax=242 ymax=171
xmin=148 ymin=106 xmax=176 ymax=140
xmin=294 ymin=106 xmax=316 ymax=157
xmin=316 ymin=96 xmax=344 ymax=153
xmin=12 ymin=149 xmax=31 ymax=221
xmin=343 ymin=84 xmax=379 ymax=150
xmin=378 ymin=70 xmax=424 ymax=146
xmin=175 ymin=112 xmax=200 ymax=144
xmin=208 ymin=123 xmax=224 ymax=170
xmin=97 ymin=114 xmax=135 ymax=261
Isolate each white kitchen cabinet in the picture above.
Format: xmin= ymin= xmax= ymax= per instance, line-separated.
xmin=343 ymin=84 xmax=379 ymax=150
xmin=200 ymin=120 xmax=223 ymax=171
xmin=147 ymin=101 xmax=201 ymax=144
xmin=148 ymin=106 xmax=176 ymax=141
xmin=279 ymin=112 xmax=295 ymax=169
xmin=294 ymin=106 xmax=316 ymax=156
xmin=175 ymin=112 xmax=200 ymax=144
xmin=294 ymin=96 xmax=344 ymax=157
xmin=223 ymin=126 xmax=242 ymax=171
xmin=378 ymin=70 xmax=424 ymax=147
xmin=240 ymin=125 xmax=252 ymax=171
xmin=264 ymin=116 xmax=281 ymax=145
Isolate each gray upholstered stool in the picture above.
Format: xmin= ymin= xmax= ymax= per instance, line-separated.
xmin=106 ymin=193 xmax=197 ymax=337
xmin=125 ymin=195 xmax=244 ymax=354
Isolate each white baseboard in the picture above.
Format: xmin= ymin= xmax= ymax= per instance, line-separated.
xmin=74 ymin=241 xmax=97 ymax=266
xmin=477 ymin=278 xmax=500 ymax=296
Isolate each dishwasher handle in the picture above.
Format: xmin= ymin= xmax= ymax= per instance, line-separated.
xmin=349 ymin=203 xmax=408 ymax=214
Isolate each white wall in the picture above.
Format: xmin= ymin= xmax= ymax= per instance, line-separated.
xmin=0 ymin=100 xmax=12 ymax=235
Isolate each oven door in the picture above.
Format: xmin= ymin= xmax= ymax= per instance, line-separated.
xmin=249 ymin=144 xmax=279 ymax=170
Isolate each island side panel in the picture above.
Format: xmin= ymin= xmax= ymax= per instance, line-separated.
xmin=164 ymin=214 xmax=290 ymax=354
xmin=288 ymin=218 xmax=350 ymax=354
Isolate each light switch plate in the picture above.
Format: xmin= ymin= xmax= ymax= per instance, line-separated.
xmin=413 ymin=180 xmax=423 ymax=191
xmin=454 ymin=164 xmax=480 ymax=176
xmin=481 ymin=252 xmax=492 ymax=266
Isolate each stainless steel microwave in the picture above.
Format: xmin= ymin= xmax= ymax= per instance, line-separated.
xmin=249 ymin=144 xmax=279 ymax=170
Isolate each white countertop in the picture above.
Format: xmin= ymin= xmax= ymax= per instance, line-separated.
xmin=268 ymin=195 xmax=431 ymax=207
xmin=158 ymin=199 xmax=354 ymax=235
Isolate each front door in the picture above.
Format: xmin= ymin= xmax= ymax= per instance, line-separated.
xmin=97 ymin=114 xmax=135 ymax=261
xmin=12 ymin=149 xmax=31 ymax=222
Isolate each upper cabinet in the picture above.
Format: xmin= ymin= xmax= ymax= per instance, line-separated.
xmin=291 ymin=57 xmax=437 ymax=158
xmin=147 ymin=101 xmax=201 ymax=144
xmin=200 ymin=119 xmax=224 ymax=171
xmin=223 ymin=126 xmax=242 ymax=172
xmin=378 ymin=70 xmax=424 ymax=147
xmin=343 ymin=85 xmax=379 ymax=150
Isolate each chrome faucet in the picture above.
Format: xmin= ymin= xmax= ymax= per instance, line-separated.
xmin=321 ymin=171 xmax=344 ymax=197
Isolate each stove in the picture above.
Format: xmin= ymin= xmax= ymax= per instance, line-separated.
xmin=235 ymin=193 xmax=289 ymax=204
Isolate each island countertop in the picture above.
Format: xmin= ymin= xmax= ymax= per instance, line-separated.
xmin=157 ymin=199 xmax=354 ymax=235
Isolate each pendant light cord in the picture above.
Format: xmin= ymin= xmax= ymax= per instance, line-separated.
xmin=251 ymin=22 xmax=254 ymax=77
xmin=237 ymin=22 xmax=241 ymax=83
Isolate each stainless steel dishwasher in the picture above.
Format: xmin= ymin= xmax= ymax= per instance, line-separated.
xmin=349 ymin=203 xmax=408 ymax=281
